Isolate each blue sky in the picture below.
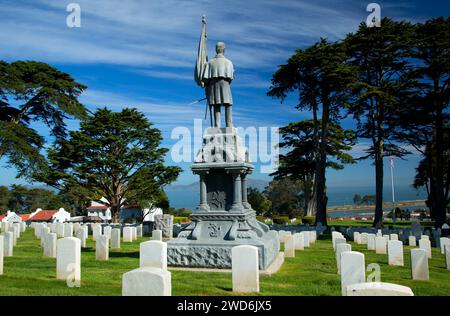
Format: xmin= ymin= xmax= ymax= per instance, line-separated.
xmin=0 ymin=0 xmax=448 ymax=191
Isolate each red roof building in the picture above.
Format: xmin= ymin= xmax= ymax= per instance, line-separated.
xmin=19 ymin=214 xmax=31 ymax=221
xmin=28 ymin=210 xmax=58 ymax=222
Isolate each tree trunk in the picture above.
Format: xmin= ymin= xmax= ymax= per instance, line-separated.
xmin=373 ymin=137 xmax=384 ymax=228
xmin=111 ymin=205 xmax=120 ymax=223
xmin=432 ymin=106 xmax=446 ymax=228
xmin=315 ymin=99 xmax=329 ymax=226
xmin=306 ymin=188 xmax=317 ymax=217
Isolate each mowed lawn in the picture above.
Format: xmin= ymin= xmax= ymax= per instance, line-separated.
xmin=0 ymin=229 xmax=449 ymax=296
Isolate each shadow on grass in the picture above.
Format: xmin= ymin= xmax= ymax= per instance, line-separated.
xmin=109 ymin=251 xmax=139 ymax=259
xmin=217 ymin=286 xmax=232 ymax=292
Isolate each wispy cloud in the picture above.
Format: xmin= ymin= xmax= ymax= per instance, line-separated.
xmin=0 ymin=0 xmax=367 ymax=70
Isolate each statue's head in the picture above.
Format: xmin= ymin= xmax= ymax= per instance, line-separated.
xmin=216 ymin=42 xmax=225 ymax=55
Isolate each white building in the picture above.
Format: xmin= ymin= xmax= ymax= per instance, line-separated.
xmin=87 ymin=197 xmax=162 ymax=223
xmin=87 ymin=197 xmax=112 ymax=221
xmin=27 ymin=208 xmax=71 ymax=223
xmin=0 ymin=210 xmax=22 ymax=223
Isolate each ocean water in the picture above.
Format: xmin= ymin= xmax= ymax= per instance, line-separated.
xmin=165 ymin=183 xmax=428 ymax=213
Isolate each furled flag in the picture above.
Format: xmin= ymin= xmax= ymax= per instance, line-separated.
xmin=194 ymin=15 xmax=208 ymax=87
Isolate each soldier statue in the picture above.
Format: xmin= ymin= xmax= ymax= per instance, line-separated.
xmin=194 ymin=15 xmax=234 ymax=128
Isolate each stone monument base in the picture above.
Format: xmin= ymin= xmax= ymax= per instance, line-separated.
xmin=167 ymin=127 xmax=280 ymax=270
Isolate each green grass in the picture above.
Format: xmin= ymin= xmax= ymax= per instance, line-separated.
xmin=0 ymin=229 xmax=449 ymax=296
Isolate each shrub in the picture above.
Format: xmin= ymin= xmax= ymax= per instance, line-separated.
xmin=273 ymin=216 xmax=289 ymax=225
xmin=302 ymin=216 xmax=315 ymax=225
xmin=174 ymin=216 xmax=190 ymax=224
xmin=256 ymin=215 xmax=265 ymax=222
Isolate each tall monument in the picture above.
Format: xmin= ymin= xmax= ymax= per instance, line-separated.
xmin=167 ymin=16 xmax=279 ymax=269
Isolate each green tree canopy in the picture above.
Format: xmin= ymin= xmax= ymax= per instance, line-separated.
xmin=35 ymin=107 xmax=181 ymax=222
xmin=345 ymin=18 xmax=415 ymax=227
xmin=0 ymin=61 xmax=87 ymax=178
xmin=272 ymin=120 xmax=355 ymax=216
xmin=268 ymin=39 xmax=356 ymax=225
xmin=247 ymin=187 xmax=272 ymax=217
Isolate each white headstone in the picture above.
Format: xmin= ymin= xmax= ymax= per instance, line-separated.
xmin=232 ymin=245 xmax=259 ymax=293
xmin=420 ymin=235 xmax=429 ymax=240
xmin=63 ymin=224 xmax=73 ymax=238
xmin=303 ymin=231 xmax=310 ymax=248
xmin=341 ymin=251 xmax=365 ymax=296
xmin=123 ymin=227 xmax=133 ymax=242
xmin=439 ymin=237 xmax=450 ymax=255
xmin=152 ymin=230 xmax=162 ymax=241
xmin=353 ymin=232 xmax=360 ymax=244
xmin=3 ymin=231 xmax=13 ymax=257
xmin=332 ymin=231 xmax=344 ymax=249
xmin=76 ymin=228 xmax=86 ymax=248
xmin=419 ymin=239 xmax=432 ymax=259
xmin=56 ymin=237 xmax=81 ymax=282
xmin=92 ymin=225 xmax=102 ymax=241
xmin=50 ymin=223 xmax=57 ymax=233
xmin=137 ymin=225 xmax=143 ymax=238
xmin=103 ymin=226 xmax=112 ymax=239
xmin=408 ymin=236 xmax=416 ymax=247
xmin=57 ymin=223 xmax=64 ymax=238
xmin=335 ymin=237 xmax=346 ymax=251
xmin=284 ymin=235 xmax=295 ymax=257
xmin=346 ymin=282 xmax=414 ymax=296
xmin=390 ymin=234 xmax=399 ymax=241
xmin=122 ymin=267 xmax=171 ymax=296
xmin=387 ymin=240 xmax=404 ymax=266
xmin=140 ymin=240 xmax=167 ymax=270
xmin=293 ymin=233 xmax=304 ymax=250
xmin=9 ymin=227 xmax=17 ymax=246
xmin=360 ymin=233 xmax=368 ymax=245
xmin=40 ymin=227 xmax=50 ymax=247
xmin=410 ymin=248 xmax=429 ymax=280
xmin=3 ymin=222 xmax=10 ymax=234
xmin=111 ymin=228 xmax=121 ymax=249
xmin=96 ymin=235 xmax=109 ymax=261
xmin=367 ymin=234 xmax=376 ymax=251
xmin=309 ymin=231 xmax=317 ymax=243
xmin=132 ymin=227 xmax=137 ymax=240
xmin=375 ymin=236 xmax=387 ymax=254
xmin=83 ymin=225 xmax=88 ymax=240
xmin=44 ymin=233 xmax=57 ymax=258
xmin=336 ymin=243 xmax=351 ymax=275
xmin=13 ymin=223 xmax=21 ymax=238
xmin=35 ymin=223 xmax=43 ymax=238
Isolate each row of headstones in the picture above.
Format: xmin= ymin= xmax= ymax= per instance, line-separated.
xmin=123 ymin=243 xmax=265 ymax=295
xmin=341 ymin=223 xmax=445 ymax=248
xmin=352 ymin=231 xmax=450 ymax=264
xmin=44 ymin=229 xmax=261 ymax=296
xmin=277 ymin=230 xmax=317 ymax=257
xmin=0 ymin=221 xmax=27 ymax=274
xmin=33 ymin=222 xmax=165 ymax=260
xmin=333 ymin=232 xmax=415 ymax=295
xmin=332 ymin=232 xmax=450 ymax=296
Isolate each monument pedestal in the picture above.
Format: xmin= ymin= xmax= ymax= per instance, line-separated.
xmin=168 ymin=128 xmax=279 ymax=269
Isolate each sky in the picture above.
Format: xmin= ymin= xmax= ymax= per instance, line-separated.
xmin=0 ymin=0 xmax=448 ymax=192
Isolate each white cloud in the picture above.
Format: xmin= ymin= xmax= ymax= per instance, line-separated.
xmin=0 ymin=0 xmax=366 ymax=70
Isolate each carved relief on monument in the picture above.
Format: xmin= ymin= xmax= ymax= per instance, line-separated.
xmin=208 ymin=223 xmax=221 ymax=237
